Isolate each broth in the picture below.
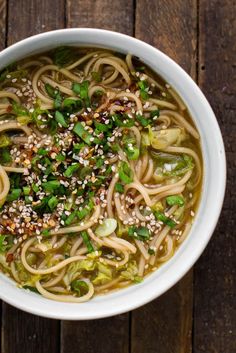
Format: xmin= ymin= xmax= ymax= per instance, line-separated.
xmin=0 ymin=47 xmax=202 ymax=302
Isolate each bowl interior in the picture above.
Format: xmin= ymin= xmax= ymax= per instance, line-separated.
xmin=0 ymin=28 xmax=226 ymax=320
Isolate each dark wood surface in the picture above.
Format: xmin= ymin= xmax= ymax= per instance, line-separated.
xmin=0 ymin=1 xmax=235 ymax=352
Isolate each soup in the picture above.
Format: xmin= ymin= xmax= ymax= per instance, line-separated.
xmin=0 ymin=48 xmax=202 ymax=302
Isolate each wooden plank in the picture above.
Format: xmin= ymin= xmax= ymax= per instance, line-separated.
xmin=7 ymin=0 xmax=65 ymax=45
xmin=0 ymin=0 xmax=7 ymax=50
xmin=131 ymin=271 xmax=193 ymax=353
xmin=2 ymin=304 xmax=60 ymax=353
xmin=66 ymin=0 xmax=134 ymax=35
xmin=193 ymin=1 xmax=236 ymax=352
xmin=61 ymin=2 xmax=134 ymax=352
xmin=61 ymin=315 xmax=130 ymax=353
xmin=135 ymin=0 xmax=197 ymax=79
xmin=1 ymin=1 xmax=65 ymax=353
xmin=132 ymin=1 xmax=197 ymax=352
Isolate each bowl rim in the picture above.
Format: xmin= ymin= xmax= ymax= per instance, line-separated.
xmin=0 ymin=28 xmax=226 ymax=320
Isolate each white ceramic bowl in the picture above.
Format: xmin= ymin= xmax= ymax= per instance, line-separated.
xmin=0 ymin=28 xmax=226 ymax=320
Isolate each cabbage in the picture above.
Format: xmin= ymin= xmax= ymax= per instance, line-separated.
xmin=92 ymin=272 xmax=111 ymax=285
xmin=117 ymin=221 xmax=128 ymax=237
xmin=153 ymin=153 xmax=193 ymax=181
xmin=95 ymin=218 xmax=117 ymax=237
xmin=15 ymin=262 xmax=30 ymax=282
xmin=68 ymin=259 xmax=96 ymax=274
xmin=120 ymin=260 xmax=138 ymax=281
xmin=92 ymin=263 xmax=113 ymax=285
xmin=151 ymin=128 xmax=186 ymax=149
xmin=173 ymin=205 xmax=185 ymax=221
xmin=151 ymin=202 xmax=164 ymax=212
xmin=0 ymin=134 xmax=11 ymax=148
xmin=64 ymin=259 xmax=96 ymax=285
xmin=0 ymin=254 xmax=11 ymax=272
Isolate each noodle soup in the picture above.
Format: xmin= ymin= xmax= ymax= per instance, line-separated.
xmin=0 ymin=48 xmax=202 ymax=302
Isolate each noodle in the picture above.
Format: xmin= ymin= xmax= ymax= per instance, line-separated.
xmin=0 ymin=47 xmax=202 ymax=303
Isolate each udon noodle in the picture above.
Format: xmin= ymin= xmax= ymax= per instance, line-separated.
xmin=0 ymin=47 xmax=202 ymax=302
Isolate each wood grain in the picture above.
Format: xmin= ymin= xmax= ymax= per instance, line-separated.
xmin=194 ymin=1 xmax=236 ymax=352
xmin=135 ymin=0 xmax=197 ymax=79
xmin=1 ymin=304 xmax=60 ymax=353
xmin=7 ymin=0 xmax=65 ymax=45
xmin=131 ymin=271 xmax=193 ymax=353
xmin=61 ymin=2 xmax=133 ymax=351
xmin=132 ymin=1 xmax=197 ymax=352
xmin=1 ymin=1 xmax=65 ymax=353
xmin=0 ymin=0 xmax=6 ymax=50
xmin=67 ymin=0 xmax=134 ymax=35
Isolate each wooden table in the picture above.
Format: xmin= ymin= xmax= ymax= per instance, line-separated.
xmin=0 ymin=1 xmax=235 ymax=352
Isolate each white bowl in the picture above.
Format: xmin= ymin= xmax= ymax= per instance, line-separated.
xmin=0 ymin=28 xmax=226 ymax=320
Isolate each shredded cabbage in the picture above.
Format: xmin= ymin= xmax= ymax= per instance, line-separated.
xmin=120 ymin=260 xmax=138 ymax=281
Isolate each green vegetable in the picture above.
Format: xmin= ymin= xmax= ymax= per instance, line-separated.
xmin=77 ymin=199 xmax=94 ymax=220
xmin=45 ymin=84 xmax=63 ymax=109
xmin=154 ymin=211 xmax=176 ymax=228
xmin=95 ymin=218 xmax=117 ymax=237
xmin=17 ymin=115 xmax=32 ymax=125
xmin=128 ymin=226 xmax=150 ymax=241
xmin=81 ymin=231 xmax=94 ymax=253
xmin=6 ymin=188 xmax=21 ymax=202
xmin=150 ymin=109 xmax=160 ymax=119
xmin=136 ymin=114 xmax=151 ymax=127
xmin=55 ymin=111 xmax=68 ymax=128
xmin=54 ymin=91 xmax=63 ymax=110
xmin=120 ymin=260 xmax=139 ymax=280
xmin=64 ymin=163 xmax=80 ymax=178
xmin=138 ymin=80 xmax=149 ymax=100
xmin=79 ymin=166 xmax=92 ymax=179
xmin=118 ymin=161 xmax=133 ymax=184
xmin=12 ymin=102 xmax=29 ymax=116
xmin=23 ymin=285 xmax=40 ymax=294
xmin=0 ymin=65 xmax=27 ymax=83
xmin=91 ymin=71 xmax=102 ymax=82
xmin=48 ymin=196 xmax=58 ymax=211
xmin=0 ymin=63 xmax=16 ymax=82
xmin=94 ymin=121 xmax=111 ymax=132
xmin=115 ymin=183 xmax=124 ymax=193
xmin=151 ymin=201 xmax=164 ymax=212
xmin=23 ymin=186 xmax=31 ymax=196
xmin=64 ymin=211 xmax=77 ymax=226
xmin=63 ymin=98 xmax=82 ymax=112
xmin=113 ymin=113 xmax=134 ymax=128
xmin=32 ymin=183 xmax=39 ymax=193
xmin=150 ymin=128 xmax=186 ymax=150
xmin=0 ymin=134 xmax=11 ymax=148
xmin=41 ymin=229 xmax=50 ymax=237
xmin=42 ymin=180 xmax=60 ymax=193
xmin=92 ymin=263 xmax=112 ymax=285
xmin=72 ymin=81 xmax=90 ymax=107
xmin=38 ymin=148 xmax=48 ymax=156
xmin=148 ymin=248 xmax=155 ymax=255
xmin=71 ymin=280 xmax=89 ymax=296
xmin=124 ymin=144 xmax=140 ymax=160
xmin=53 ymin=46 xmax=75 ymax=67
xmin=24 ymin=195 xmax=32 ymax=204
xmin=73 ymin=122 xmax=93 ymax=145
xmin=45 ymin=83 xmax=57 ymax=98
xmin=152 ymin=152 xmax=194 ymax=181
xmin=166 ymin=195 xmax=185 ymax=206
xmin=55 ymin=153 xmax=66 ymax=162
xmin=66 ymin=259 xmax=96 ymax=285
xmin=0 ymin=235 xmax=11 ymax=253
